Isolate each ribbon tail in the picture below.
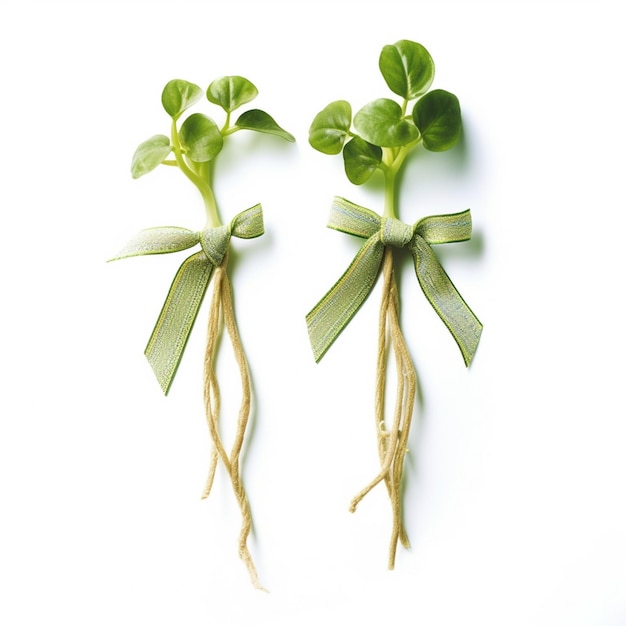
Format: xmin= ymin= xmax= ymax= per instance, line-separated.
xmin=411 ymin=236 xmax=483 ymax=366
xmin=145 ymin=251 xmax=214 ymax=394
xmin=306 ymin=236 xmax=384 ymax=362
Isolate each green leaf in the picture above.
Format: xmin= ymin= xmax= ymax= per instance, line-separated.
xmin=343 ymin=137 xmax=382 ymax=184
xmin=413 ymin=89 xmax=462 ymax=151
xmin=206 ymin=76 xmax=258 ymax=113
xmin=379 ymin=40 xmax=435 ymax=100
xmin=161 ymin=79 xmax=203 ymax=120
xmin=130 ymin=135 xmax=172 ymax=179
xmin=353 ymin=98 xmax=418 ymax=147
xmin=179 ymin=113 xmax=223 ymax=162
xmin=235 ymin=109 xmax=295 ymax=141
xmin=309 ymin=100 xmax=352 ymax=154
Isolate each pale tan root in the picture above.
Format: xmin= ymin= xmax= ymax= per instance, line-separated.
xmin=349 ymin=248 xmax=416 ymax=569
xmin=202 ymin=260 xmax=264 ymax=591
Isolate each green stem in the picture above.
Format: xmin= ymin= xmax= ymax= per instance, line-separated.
xmin=222 ymin=126 xmax=241 ymax=137
xmin=381 ymin=134 xmax=427 ymax=219
xmin=221 ymin=111 xmax=243 ymax=137
xmin=382 ymin=145 xmax=409 ymax=219
xmin=170 ymin=119 xmax=221 ymax=228
xmin=384 ymin=167 xmax=397 ymax=219
xmin=220 ymin=111 xmax=231 ymax=134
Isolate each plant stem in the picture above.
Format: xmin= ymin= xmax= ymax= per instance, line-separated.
xmin=220 ymin=111 xmax=231 ymax=134
xmin=383 ymin=167 xmax=397 ymax=218
xmin=170 ymin=119 xmax=221 ymax=228
xmin=382 ymin=146 xmax=411 ymax=218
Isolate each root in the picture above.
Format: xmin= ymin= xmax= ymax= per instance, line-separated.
xmin=202 ymin=256 xmax=264 ymax=591
xmin=350 ymin=247 xmax=416 ymax=569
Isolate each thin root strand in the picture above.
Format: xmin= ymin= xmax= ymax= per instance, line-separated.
xmin=351 ymin=247 xmax=417 ymax=568
xmin=203 ymin=259 xmax=263 ymax=590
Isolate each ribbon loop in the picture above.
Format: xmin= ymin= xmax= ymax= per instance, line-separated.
xmin=230 ymin=202 xmax=264 ymax=239
xmin=415 ymin=210 xmax=472 ymax=244
xmin=328 ymin=197 xmax=381 ymax=238
xmin=108 ymin=227 xmax=200 ymax=262
xmin=307 ymin=197 xmax=482 ymax=366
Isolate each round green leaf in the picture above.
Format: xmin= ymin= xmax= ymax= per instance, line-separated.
xmin=206 ymin=76 xmax=258 ymax=113
xmin=412 ymin=89 xmax=462 ymax=151
xmin=130 ymin=135 xmax=172 ymax=179
xmin=309 ymin=100 xmax=352 ymax=154
xmin=161 ymin=79 xmax=203 ymax=120
xmin=353 ymin=98 xmax=418 ymax=147
xmin=379 ymin=40 xmax=435 ymax=100
xmin=179 ymin=113 xmax=223 ymax=162
xmin=343 ymin=137 xmax=382 ymax=185
xmin=234 ymin=109 xmax=295 ymax=142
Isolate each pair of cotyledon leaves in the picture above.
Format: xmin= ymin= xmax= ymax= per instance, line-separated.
xmin=131 ymin=76 xmax=295 ymax=180
xmin=309 ymin=40 xmax=462 ymax=184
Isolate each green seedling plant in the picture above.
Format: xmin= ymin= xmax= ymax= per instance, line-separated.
xmin=110 ymin=76 xmax=294 ymax=589
xmin=307 ymin=40 xmax=482 ymax=568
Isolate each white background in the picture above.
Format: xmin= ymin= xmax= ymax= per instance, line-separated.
xmin=1 ymin=1 xmax=625 ymax=624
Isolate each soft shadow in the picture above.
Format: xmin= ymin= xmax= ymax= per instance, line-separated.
xmin=397 ymin=123 xmax=471 ymax=194
xmin=215 ymin=130 xmax=295 ymax=176
xmin=435 ymin=228 xmax=485 ymax=263
xmin=226 ymin=228 xmax=275 ymax=276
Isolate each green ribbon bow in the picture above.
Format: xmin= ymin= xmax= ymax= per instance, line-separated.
xmin=306 ymin=196 xmax=482 ymax=364
xmin=110 ymin=203 xmax=264 ymax=394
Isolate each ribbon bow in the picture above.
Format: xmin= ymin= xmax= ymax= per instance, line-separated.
xmin=110 ymin=204 xmax=264 ymax=394
xmin=306 ymin=197 xmax=482 ymax=364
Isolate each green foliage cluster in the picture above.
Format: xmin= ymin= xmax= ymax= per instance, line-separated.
xmin=131 ymin=76 xmax=294 ymax=180
xmin=309 ymin=40 xmax=461 ymax=186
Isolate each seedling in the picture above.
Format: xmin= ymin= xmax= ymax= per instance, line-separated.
xmin=110 ymin=76 xmax=294 ymax=588
xmin=307 ymin=40 xmax=482 ymax=568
